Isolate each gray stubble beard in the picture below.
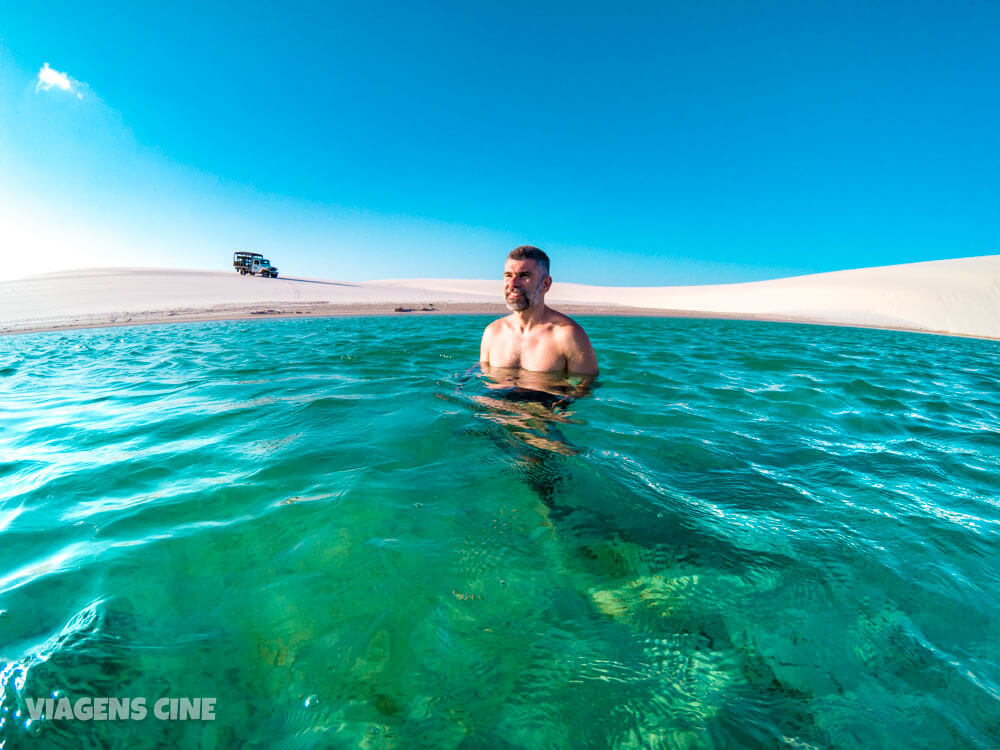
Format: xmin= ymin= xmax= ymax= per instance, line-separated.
xmin=504 ymin=283 xmax=541 ymax=312
xmin=505 ymin=294 xmax=529 ymax=312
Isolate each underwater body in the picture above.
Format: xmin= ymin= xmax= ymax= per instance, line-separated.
xmin=1 ymin=315 xmax=998 ymax=748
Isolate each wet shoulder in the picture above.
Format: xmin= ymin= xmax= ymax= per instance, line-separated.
xmin=546 ymin=309 xmax=586 ymax=336
xmin=485 ymin=315 xmax=514 ymax=335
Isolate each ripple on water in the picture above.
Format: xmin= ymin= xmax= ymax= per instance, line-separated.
xmin=1 ymin=317 xmax=999 ymax=748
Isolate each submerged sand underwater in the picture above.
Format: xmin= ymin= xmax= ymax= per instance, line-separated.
xmin=1 ymin=315 xmax=997 ymax=747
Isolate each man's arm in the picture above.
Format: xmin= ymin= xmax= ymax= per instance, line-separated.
xmin=479 ymin=324 xmax=492 ymax=364
xmin=563 ymin=324 xmax=599 ymax=375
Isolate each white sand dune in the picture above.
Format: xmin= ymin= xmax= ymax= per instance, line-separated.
xmin=2 ymin=255 xmax=998 ymax=340
xmin=384 ymin=254 xmax=1000 ymax=340
xmin=3 ymin=267 xmax=495 ymax=318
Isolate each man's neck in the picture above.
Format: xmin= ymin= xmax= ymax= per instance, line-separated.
xmin=510 ymin=303 xmax=549 ymax=331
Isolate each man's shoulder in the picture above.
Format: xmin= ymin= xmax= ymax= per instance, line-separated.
xmin=544 ymin=308 xmax=587 ymax=335
xmin=484 ymin=315 xmax=512 ymax=332
xmin=546 ymin=308 xmax=598 ymax=374
xmin=482 ymin=314 xmax=513 ymax=340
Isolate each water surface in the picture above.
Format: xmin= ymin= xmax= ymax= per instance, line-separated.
xmin=1 ymin=316 xmax=998 ymax=748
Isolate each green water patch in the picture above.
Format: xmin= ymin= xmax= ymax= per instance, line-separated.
xmin=1 ymin=316 xmax=999 ymax=748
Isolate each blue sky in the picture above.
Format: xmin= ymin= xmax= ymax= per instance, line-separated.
xmin=1 ymin=0 xmax=997 ymax=285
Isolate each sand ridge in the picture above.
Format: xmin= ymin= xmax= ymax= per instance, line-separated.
xmin=2 ymin=255 xmax=998 ymax=339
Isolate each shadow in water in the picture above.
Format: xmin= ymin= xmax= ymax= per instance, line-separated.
xmin=442 ymin=365 xmax=829 ymax=743
xmin=445 ymin=364 xmax=597 ymax=509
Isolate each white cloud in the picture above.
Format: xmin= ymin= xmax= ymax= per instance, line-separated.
xmin=36 ymin=62 xmax=83 ymax=99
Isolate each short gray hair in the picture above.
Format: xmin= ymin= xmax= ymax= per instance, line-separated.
xmin=507 ymin=245 xmax=550 ymax=277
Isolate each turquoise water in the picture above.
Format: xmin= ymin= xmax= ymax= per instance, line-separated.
xmin=1 ymin=316 xmax=998 ymax=749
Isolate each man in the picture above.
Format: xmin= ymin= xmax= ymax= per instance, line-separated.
xmin=480 ymin=246 xmax=599 ymax=375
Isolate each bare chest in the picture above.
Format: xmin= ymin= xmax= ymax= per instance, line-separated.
xmin=490 ymin=328 xmax=565 ymax=372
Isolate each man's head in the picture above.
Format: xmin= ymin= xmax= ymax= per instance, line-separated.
xmin=507 ymin=245 xmax=550 ymax=277
xmin=504 ymin=245 xmax=552 ymax=312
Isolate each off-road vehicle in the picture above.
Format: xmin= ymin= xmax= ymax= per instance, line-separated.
xmin=233 ymin=251 xmax=279 ymax=278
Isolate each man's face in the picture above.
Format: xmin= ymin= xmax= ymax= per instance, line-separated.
xmin=503 ymin=258 xmax=550 ymax=312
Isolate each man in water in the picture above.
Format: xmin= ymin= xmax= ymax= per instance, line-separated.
xmin=480 ymin=246 xmax=599 ymax=376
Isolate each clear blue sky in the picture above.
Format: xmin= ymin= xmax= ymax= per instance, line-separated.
xmin=2 ymin=0 xmax=997 ymax=284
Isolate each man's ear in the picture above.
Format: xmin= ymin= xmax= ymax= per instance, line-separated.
xmin=542 ymin=275 xmax=552 ymax=292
